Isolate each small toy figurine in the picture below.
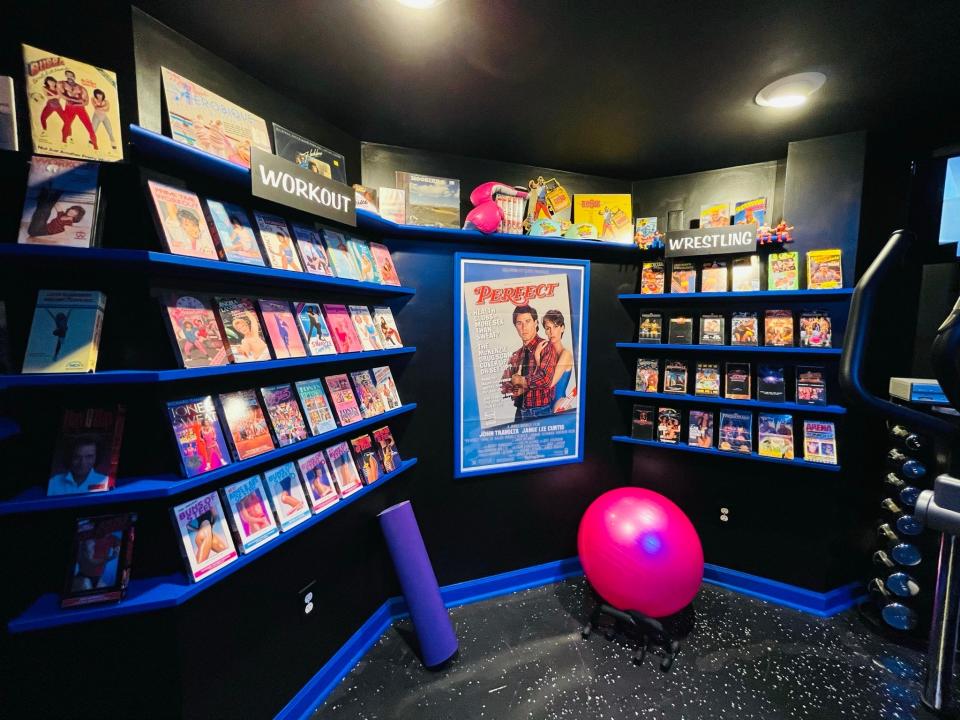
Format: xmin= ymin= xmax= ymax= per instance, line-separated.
xmin=773 ymin=219 xmax=794 ymax=243
xmin=650 ymin=230 xmax=665 ymax=250
xmin=758 ymin=219 xmax=794 ymax=245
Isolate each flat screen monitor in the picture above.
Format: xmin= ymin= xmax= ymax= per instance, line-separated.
xmin=939 ymin=155 xmax=960 ymax=245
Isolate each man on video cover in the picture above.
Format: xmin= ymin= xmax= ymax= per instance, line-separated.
xmin=48 ymin=435 xmax=109 ymax=495
xmin=500 ymin=305 xmax=558 ymax=422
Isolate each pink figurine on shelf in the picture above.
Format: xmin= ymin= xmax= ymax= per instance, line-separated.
xmin=757 ymin=224 xmax=774 ymax=245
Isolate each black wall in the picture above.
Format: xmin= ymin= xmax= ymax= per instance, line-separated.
xmin=0 ymin=6 xmax=387 ymax=720
xmin=361 ymin=141 xmax=631 ymax=219
xmin=357 ymin=144 xmax=646 ymax=588
xmin=782 ymin=132 xmax=866 ymax=289
xmin=630 ymin=159 xmax=786 ymax=232
xmin=0 ymin=8 xmax=634 ymax=719
xmin=622 ymin=133 xmax=868 ymax=591
xmin=130 ymin=8 xmax=361 ymax=186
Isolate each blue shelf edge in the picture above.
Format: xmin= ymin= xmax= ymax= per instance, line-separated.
xmin=618 ymin=288 xmax=854 ymax=302
xmin=612 ymin=389 xmax=847 ymax=415
xmin=130 ymin=123 xmax=250 ymax=186
xmin=128 ymin=124 xmax=643 ymax=256
xmin=0 ymin=346 xmax=416 ymax=389
xmin=0 ymin=243 xmax=416 ymax=296
xmin=0 ymin=403 xmax=417 ymax=515
xmin=356 ymin=209 xmax=641 ymax=254
xmin=616 ymin=342 xmax=843 ymax=355
xmin=7 ymin=458 xmax=418 ymax=633
xmin=611 ymin=435 xmax=842 ymax=472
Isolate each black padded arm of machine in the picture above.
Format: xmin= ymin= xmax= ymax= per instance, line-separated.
xmin=840 ymin=229 xmax=959 ymax=438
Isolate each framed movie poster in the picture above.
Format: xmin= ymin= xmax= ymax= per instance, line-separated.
xmin=455 ymin=253 xmax=589 ymax=477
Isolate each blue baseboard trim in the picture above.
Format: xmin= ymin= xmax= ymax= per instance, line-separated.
xmin=702 ymin=563 xmax=865 ymax=618
xmin=438 ymin=556 xmax=585 ymax=610
xmin=275 ymin=598 xmax=403 ymax=720
xmin=275 ymin=557 xmax=864 ymax=719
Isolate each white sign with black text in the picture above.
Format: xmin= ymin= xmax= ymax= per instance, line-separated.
xmin=251 ymin=147 xmax=356 ymax=226
xmin=664 ymin=223 xmax=757 ymax=257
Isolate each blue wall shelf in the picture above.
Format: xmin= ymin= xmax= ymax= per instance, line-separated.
xmin=128 ymin=124 xmax=643 ymax=257
xmin=613 ymin=389 xmax=847 ymax=415
xmin=130 ymin=123 xmax=250 ymax=186
xmin=0 ymin=244 xmax=416 ymax=296
xmin=618 ymin=288 xmax=854 ymax=303
xmin=7 ymin=458 xmax=417 ymax=633
xmin=616 ymin=342 xmax=842 ymax=356
xmin=0 ymin=403 xmax=417 ymax=515
xmin=612 ymin=435 xmax=841 ymax=472
xmin=0 ymin=347 xmax=416 ymax=389
xmin=356 ymin=209 xmax=641 ymax=255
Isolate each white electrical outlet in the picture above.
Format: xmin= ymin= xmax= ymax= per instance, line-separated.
xmin=299 ymin=580 xmax=317 ymax=618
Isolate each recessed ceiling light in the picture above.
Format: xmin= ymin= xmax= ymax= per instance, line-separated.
xmin=396 ymin=0 xmax=445 ymax=8
xmin=755 ymin=72 xmax=826 ymax=108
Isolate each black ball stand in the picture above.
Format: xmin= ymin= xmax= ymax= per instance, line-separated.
xmin=581 ymin=601 xmax=681 ymax=671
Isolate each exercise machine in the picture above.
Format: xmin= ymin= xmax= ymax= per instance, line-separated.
xmin=841 ymin=229 xmax=960 ymax=713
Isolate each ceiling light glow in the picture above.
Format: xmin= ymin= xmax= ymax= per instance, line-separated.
xmin=766 ymin=94 xmax=807 ymax=108
xmin=395 ymin=0 xmax=444 ymax=8
xmin=755 ymin=72 xmax=826 ymax=108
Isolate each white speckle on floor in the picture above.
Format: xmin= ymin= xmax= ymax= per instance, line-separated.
xmin=316 ymin=577 xmax=941 ymax=720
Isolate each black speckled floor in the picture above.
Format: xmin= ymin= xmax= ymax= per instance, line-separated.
xmin=317 ymin=577 xmax=947 ymax=720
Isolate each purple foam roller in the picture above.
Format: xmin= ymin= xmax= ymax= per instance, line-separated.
xmin=378 ymin=500 xmax=458 ymax=667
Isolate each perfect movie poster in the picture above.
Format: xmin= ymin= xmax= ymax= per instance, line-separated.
xmin=455 ymin=254 xmax=588 ymax=477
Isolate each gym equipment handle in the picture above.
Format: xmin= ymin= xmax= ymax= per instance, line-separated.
xmin=839 ymin=230 xmax=959 ymax=438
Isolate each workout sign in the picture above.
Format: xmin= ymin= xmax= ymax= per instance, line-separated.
xmin=664 ymin=223 xmax=758 ymax=258
xmin=251 ymin=147 xmax=356 ymax=226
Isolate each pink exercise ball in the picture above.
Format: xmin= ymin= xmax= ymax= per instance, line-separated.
xmin=577 ymin=487 xmax=703 ymax=617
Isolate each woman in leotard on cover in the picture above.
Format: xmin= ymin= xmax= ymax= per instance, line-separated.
xmin=539 ymin=309 xmax=576 ymax=413
xmin=46 ymin=309 xmax=72 ymax=360
xmin=90 ymin=89 xmax=117 ymax=149
xmin=200 ymin=420 xmax=225 ymax=470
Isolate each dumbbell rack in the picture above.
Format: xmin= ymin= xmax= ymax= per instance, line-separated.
xmin=865 ymin=414 xmax=942 ymax=638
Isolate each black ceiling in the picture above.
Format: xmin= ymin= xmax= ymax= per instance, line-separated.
xmin=133 ymin=0 xmax=960 ymax=179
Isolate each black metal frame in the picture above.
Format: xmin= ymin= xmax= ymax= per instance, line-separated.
xmin=840 ymin=228 xmax=960 ymax=715
xmin=581 ymin=602 xmax=681 ymax=672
